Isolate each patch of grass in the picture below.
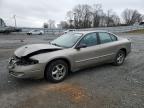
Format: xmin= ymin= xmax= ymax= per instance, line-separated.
xmin=126 ymin=29 xmax=144 ymax=34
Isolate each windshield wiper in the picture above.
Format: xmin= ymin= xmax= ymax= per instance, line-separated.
xmin=50 ymin=43 xmax=62 ymax=47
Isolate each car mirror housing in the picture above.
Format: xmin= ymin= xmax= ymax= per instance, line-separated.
xmin=75 ymin=44 xmax=87 ymax=49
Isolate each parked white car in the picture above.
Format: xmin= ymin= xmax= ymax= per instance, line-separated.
xmin=27 ymin=30 xmax=44 ymax=35
xmin=64 ymin=29 xmax=76 ymax=34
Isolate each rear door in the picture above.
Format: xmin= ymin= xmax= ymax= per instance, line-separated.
xmin=96 ymin=32 xmax=118 ymax=62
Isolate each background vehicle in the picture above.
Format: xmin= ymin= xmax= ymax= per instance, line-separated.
xmin=8 ymin=31 xmax=131 ymax=83
xmin=139 ymin=22 xmax=144 ymax=25
xmin=27 ymin=30 xmax=44 ymax=35
xmin=64 ymin=29 xmax=76 ymax=34
xmin=0 ymin=18 xmax=22 ymax=34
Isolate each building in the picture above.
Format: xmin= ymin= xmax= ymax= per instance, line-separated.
xmin=0 ymin=18 xmax=6 ymax=27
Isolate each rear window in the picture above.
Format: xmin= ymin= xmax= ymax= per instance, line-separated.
xmin=98 ymin=32 xmax=112 ymax=44
xmin=109 ymin=33 xmax=117 ymax=41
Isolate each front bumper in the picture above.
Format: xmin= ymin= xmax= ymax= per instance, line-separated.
xmin=8 ymin=62 xmax=45 ymax=79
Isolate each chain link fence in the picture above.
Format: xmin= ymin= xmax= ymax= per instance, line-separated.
xmin=21 ymin=25 xmax=144 ymax=34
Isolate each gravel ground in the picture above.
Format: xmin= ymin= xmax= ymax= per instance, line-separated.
xmin=0 ymin=33 xmax=144 ymax=108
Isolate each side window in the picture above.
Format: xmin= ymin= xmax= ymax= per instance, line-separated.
xmin=109 ymin=33 xmax=117 ymax=41
xmin=79 ymin=33 xmax=98 ymax=47
xmin=99 ymin=32 xmax=112 ymax=44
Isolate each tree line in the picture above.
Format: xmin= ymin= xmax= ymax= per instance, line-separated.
xmin=59 ymin=4 xmax=144 ymax=29
xmin=43 ymin=19 xmax=56 ymax=29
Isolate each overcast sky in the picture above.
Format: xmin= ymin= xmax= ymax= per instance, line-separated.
xmin=0 ymin=0 xmax=143 ymax=27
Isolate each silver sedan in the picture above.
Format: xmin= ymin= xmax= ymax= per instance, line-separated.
xmin=8 ymin=31 xmax=131 ymax=83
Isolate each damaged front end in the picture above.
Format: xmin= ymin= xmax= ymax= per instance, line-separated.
xmin=8 ymin=54 xmax=44 ymax=78
xmin=8 ymin=44 xmax=63 ymax=78
xmin=9 ymin=55 xmax=39 ymax=66
xmin=8 ymin=55 xmax=44 ymax=78
xmin=9 ymin=48 xmax=61 ymax=67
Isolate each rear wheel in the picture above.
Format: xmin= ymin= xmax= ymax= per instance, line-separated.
xmin=45 ymin=60 xmax=68 ymax=83
xmin=113 ymin=50 xmax=126 ymax=66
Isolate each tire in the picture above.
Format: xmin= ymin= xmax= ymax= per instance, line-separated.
xmin=45 ymin=60 xmax=68 ymax=83
xmin=113 ymin=50 xmax=126 ymax=66
xmin=27 ymin=33 xmax=31 ymax=35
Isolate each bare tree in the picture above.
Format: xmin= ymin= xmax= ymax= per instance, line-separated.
xmin=73 ymin=6 xmax=120 ymax=28
xmin=59 ymin=21 xmax=69 ymax=29
xmin=66 ymin=11 xmax=74 ymax=28
xmin=61 ymin=4 xmax=144 ymax=28
xmin=73 ymin=4 xmax=83 ymax=28
xmin=82 ymin=4 xmax=92 ymax=28
xmin=105 ymin=9 xmax=120 ymax=26
xmin=48 ymin=19 xmax=55 ymax=28
xmin=43 ymin=22 xmax=48 ymax=28
xmin=122 ymin=9 xmax=143 ymax=25
xmin=0 ymin=18 xmax=6 ymax=27
xmin=106 ymin=9 xmax=114 ymax=26
xmin=112 ymin=15 xmax=120 ymax=26
xmin=73 ymin=4 xmax=92 ymax=28
xmin=92 ymin=4 xmax=104 ymax=27
xmin=66 ymin=11 xmax=74 ymax=20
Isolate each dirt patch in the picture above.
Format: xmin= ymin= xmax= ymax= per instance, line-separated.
xmin=36 ymin=83 xmax=89 ymax=103
xmin=53 ymin=84 xmax=88 ymax=103
xmin=14 ymin=83 xmax=89 ymax=108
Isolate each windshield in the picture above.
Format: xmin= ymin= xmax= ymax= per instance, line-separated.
xmin=51 ymin=33 xmax=83 ymax=48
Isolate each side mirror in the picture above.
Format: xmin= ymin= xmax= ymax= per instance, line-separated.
xmin=75 ymin=44 xmax=87 ymax=49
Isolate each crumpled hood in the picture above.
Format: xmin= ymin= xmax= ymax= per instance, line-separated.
xmin=15 ymin=44 xmax=62 ymax=58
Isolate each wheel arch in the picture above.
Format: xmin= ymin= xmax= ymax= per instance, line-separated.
xmin=44 ymin=57 xmax=71 ymax=78
xmin=119 ymin=48 xmax=127 ymax=56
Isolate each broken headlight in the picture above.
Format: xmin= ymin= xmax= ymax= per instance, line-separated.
xmin=16 ymin=58 xmax=39 ymax=65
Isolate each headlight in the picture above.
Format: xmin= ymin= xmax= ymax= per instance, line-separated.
xmin=16 ymin=58 xmax=39 ymax=65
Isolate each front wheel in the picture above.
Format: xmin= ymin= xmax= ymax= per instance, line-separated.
xmin=113 ymin=50 xmax=126 ymax=66
xmin=45 ymin=60 xmax=68 ymax=83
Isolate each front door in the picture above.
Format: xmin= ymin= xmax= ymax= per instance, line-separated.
xmin=72 ymin=33 xmax=99 ymax=68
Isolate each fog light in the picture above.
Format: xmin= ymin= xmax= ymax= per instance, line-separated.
xmin=10 ymin=71 xmax=24 ymax=77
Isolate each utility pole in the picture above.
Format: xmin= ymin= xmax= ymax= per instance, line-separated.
xmin=73 ymin=12 xmax=76 ymax=29
xmin=13 ymin=15 xmax=17 ymax=27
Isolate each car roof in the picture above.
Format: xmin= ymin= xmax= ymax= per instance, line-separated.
xmin=72 ymin=30 xmax=109 ymax=35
